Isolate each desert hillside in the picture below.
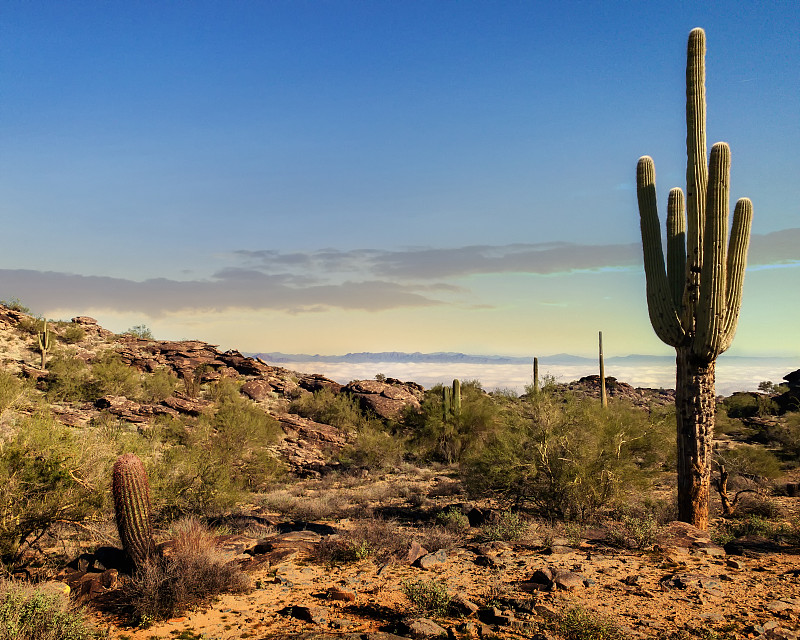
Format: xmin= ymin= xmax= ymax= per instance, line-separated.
xmin=1 ymin=304 xmax=800 ymax=640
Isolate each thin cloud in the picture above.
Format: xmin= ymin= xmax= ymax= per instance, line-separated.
xmin=235 ymin=228 xmax=800 ymax=281
xmin=0 ymin=269 xmax=444 ymax=316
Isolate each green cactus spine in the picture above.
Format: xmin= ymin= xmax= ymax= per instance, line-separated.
xmin=599 ymin=332 xmax=607 ymax=409
xmin=112 ymin=453 xmax=155 ymax=569
xmin=451 ymin=379 xmax=461 ymax=417
xmin=635 ymin=28 xmax=753 ymax=529
xmin=37 ymin=320 xmax=52 ymax=369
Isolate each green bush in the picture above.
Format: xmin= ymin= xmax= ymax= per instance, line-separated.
xmin=545 ymin=606 xmax=628 ymax=640
xmin=724 ymin=392 xmax=778 ymax=418
xmin=0 ymin=413 xmax=111 ymax=566
xmin=289 ymin=388 xmax=366 ymax=430
xmin=88 ymin=352 xmax=141 ymax=399
xmin=0 ymin=579 xmax=102 ymax=640
xmin=461 ymin=390 xmax=673 ymax=521
xmin=406 ymin=380 xmax=500 ymax=464
xmin=60 ymin=324 xmax=85 ymax=345
xmin=0 ymin=371 xmax=28 ymax=417
xmin=124 ymin=325 xmax=153 ymax=340
xmin=338 ymin=421 xmax=405 ymax=471
xmin=435 ymin=507 xmax=470 ymax=533
xmin=44 ymin=354 xmax=92 ymax=402
xmin=152 ymin=388 xmax=282 ymax=518
xmin=478 ymin=511 xmax=529 ymax=542
xmin=401 ymin=578 xmax=451 ymax=616
xmin=141 ymin=367 xmax=178 ymax=403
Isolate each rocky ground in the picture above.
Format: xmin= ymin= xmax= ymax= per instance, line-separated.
xmin=66 ymin=478 xmax=800 ymax=640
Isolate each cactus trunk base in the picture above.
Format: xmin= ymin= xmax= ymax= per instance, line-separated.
xmin=675 ymin=347 xmax=715 ymax=530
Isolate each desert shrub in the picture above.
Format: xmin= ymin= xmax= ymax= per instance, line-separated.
xmin=338 ymin=421 xmax=405 ymax=471
xmin=60 ymin=324 xmax=85 ymax=345
xmin=478 ymin=510 xmax=529 ymax=542
xmin=435 ymin=506 xmax=470 ymax=533
xmin=724 ymin=392 xmax=778 ymax=418
xmin=607 ymin=513 xmax=659 ymax=550
xmin=313 ymin=518 xmax=406 ymax=565
xmin=0 ymin=579 xmax=102 ymax=640
xmin=1 ymin=298 xmax=30 ymax=313
xmin=544 ymin=606 xmax=628 ymax=640
xmin=406 ymin=381 xmax=500 ymax=464
xmin=0 ymin=371 xmax=28 ymax=416
xmin=462 ymin=391 xmax=673 ymax=521
xmin=152 ymin=392 xmax=281 ymax=517
xmin=122 ymin=517 xmax=250 ymax=625
xmin=140 ymin=367 xmax=178 ymax=403
xmin=289 ymin=388 xmax=366 ymax=430
xmin=124 ymin=325 xmax=153 ymax=340
xmin=44 ymin=354 xmax=92 ymax=402
xmin=14 ymin=315 xmax=41 ymax=336
xmin=401 ymin=578 xmax=451 ymax=616
xmin=88 ymin=352 xmax=141 ymax=399
xmin=760 ymin=412 xmax=800 ymax=462
xmin=0 ymin=413 xmax=111 ymax=567
xmin=415 ymin=525 xmax=461 ymax=551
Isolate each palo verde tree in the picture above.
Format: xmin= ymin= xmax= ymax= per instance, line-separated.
xmin=635 ymin=28 xmax=753 ymax=529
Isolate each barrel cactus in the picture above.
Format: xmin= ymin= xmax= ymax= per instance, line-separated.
xmin=635 ymin=28 xmax=753 ymax=529
xmin=112 ymin=453 xmax=155 ymax=569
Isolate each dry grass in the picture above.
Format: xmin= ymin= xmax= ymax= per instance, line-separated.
xmin=121 ymin=517 xmax=251 ymax=626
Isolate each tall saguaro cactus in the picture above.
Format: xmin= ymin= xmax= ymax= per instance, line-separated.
xmin=636 ymin=28 xmax=753 ymax=529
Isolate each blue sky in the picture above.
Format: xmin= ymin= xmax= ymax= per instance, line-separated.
xmin=1 ymin=1 xmax=798 ymax=358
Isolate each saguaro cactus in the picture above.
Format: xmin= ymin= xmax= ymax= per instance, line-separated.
xmin=533 ymin=357 xmax=540 ymax=394
xmin=599 ymin=332 xmax=607 ymax=409
xmin=112 ymin=453 xmax=155 ymax=569
xmin=451 ymin=379 xmax=461 ymax=417
xmin=636 ymin=28 xmax=753 ymax=529
xmin=37 ymin=320 xmax=52 ymax=369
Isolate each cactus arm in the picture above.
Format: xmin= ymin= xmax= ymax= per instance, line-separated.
xmin=694 ymin=143 xmax=731 ymax=360
xmin=685 ymin=27 xmax=708 ymax=326
xmin=636 ymin=156 xmax=685 ymax=347
xmin=718 ymin=197 xmax=753 ymax=353
xmin=666 ymin=188 xmax=687 ymax=311
xmin=442 ymin=385 xmax=451 ymax=422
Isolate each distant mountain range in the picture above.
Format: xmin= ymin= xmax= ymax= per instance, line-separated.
xmin=250 ymin=351 xmax=796 ymax=367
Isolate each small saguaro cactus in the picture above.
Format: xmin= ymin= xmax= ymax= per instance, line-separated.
xmin=442 ymin=380 xmax=462 ymax=422
xmin=635 ymin=28 xmax=753 ymax=529
xmin=37 ymin=320 xmax=52 ymax=369
xmin=533 ymin=357 xmax=540 ymax=394
xmin=112 ymin=453 xmax=155 ymax=569
xmin=599 ymin=332 xmax=607 ymax=409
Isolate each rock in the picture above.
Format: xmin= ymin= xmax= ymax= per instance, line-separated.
xmin=326 ymin=586 xmax=356 ymax=602
xmin=403 ymin=617 xmax=448 ymax=638
xmin=416 ymin=549 xmax=447 ymax=569
xmin=450 ymin=594 xmax=480 ymax=616
xmin=281 ymin=605 xmax=328 ymax=624
xmin=241 ymin=378 xmax=273 ymax=401
xmin=344 ymin=379 xmax=423 ymax=419
xmin=553 ymin=570 xmax=586 ymax=590
xmin=724 ymin=535 xmax=786 ymax=557
xmin=407 ymin=541 xmax=429 ymax=565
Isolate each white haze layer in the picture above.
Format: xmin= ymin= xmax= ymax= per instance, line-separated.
xmin=271 ymin=361 xmax=796 ymax=396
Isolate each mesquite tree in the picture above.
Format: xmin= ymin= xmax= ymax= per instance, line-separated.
xmin=635 ymin=28 xmax=753 ymax=529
